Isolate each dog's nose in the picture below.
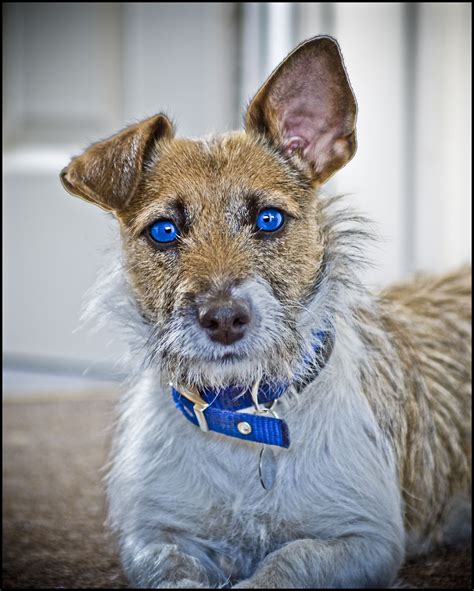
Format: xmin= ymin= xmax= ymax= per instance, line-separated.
xmin=198 ymin=298 xmax=251 ymax=345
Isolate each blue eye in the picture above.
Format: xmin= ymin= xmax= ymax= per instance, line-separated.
xmin=149 ymin=219 xmax=179 ymax=244
xmin=256 ymin=208 xmax=285 ymax=233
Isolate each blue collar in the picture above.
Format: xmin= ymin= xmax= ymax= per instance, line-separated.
xmin=172 ymin=330 xmax=334 ymax=449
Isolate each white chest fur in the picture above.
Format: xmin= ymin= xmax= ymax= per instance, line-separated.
xmin=107 ymin=344 xmax=404 ymax=582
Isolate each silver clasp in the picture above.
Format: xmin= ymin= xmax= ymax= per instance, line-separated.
xmin=176 ymin=384 xmax=210 ymax=432
xmin=250 ymin=376 xmax=264 ymax=412
xmin=251 ymin=377 xmax=279 ymax=418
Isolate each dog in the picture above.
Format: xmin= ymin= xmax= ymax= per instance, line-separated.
xmin=60 ymin=36 xmax=471 ymax=588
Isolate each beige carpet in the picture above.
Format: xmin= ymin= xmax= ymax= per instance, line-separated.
xmin=3 ymin=395 xmax=472 ymax=589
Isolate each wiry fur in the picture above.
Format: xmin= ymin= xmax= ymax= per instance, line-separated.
xmin=83 ymin=196 xmax=471 ymax=588
xmin=64 ymin=36 xmax=471 ymax=588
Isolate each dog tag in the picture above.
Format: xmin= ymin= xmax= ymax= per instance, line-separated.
xmin=258 ymin=445 xmax=277 ymax=491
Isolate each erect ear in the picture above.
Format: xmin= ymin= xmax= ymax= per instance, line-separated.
xmin=245 ymin=36 xmax=357 ymax=184
xmin=60 ymin=114 xmax=174 ymax=212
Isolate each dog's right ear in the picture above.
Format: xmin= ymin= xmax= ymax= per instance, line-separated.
xmin=60 ymin=114 xmax=174 ymax=213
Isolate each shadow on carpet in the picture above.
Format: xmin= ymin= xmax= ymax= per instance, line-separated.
xmin=3 ymin=396 xmax=472 ymax=589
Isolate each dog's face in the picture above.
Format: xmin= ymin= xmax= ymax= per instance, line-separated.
xmin=61 ymin=36 xmax=356 ymax=387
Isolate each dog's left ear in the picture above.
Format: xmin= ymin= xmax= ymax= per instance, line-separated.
xmin=246 ymin=36 xmax=357 ymax=184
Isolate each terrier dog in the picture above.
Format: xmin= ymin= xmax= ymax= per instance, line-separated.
xmin=61 ymin=36 xmax=471 ymax=588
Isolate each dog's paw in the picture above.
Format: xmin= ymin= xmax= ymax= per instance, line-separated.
xmin=126 ymin=542 xmax=212 ymax=588
xmin=232 ymin=580 xmax=267 ymax=589
xmin=232 ymin=572 xmax=287 ymax=588
xmin=155 ymin=579 xmax=207 ymax=589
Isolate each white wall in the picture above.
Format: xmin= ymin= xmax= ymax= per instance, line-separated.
xmin=3 ymin=3 xmax=471 ymax=371
xmin=255 ymin=2 xmax=471 ymax=288
xmin=413 ymin=2 xmax=472 ymax=272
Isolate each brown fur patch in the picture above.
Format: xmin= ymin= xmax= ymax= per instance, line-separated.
xmin=358 ymin=265 xmax=471 ymax=541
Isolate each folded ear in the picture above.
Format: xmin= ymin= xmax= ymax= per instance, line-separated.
xmin=60 ymin=114 xmax=174 ymax=212
xmin=246 ymin=36 xmax=357 ymax=184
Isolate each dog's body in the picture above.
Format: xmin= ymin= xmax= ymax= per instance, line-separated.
xmin=61 ymin=37 xmax=471 ymax=588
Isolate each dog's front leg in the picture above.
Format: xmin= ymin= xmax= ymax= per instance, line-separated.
xmin=121 ymin=541 xmax=212 ymax=589
xmin=233 ymin=535 xmax=403 ymax=588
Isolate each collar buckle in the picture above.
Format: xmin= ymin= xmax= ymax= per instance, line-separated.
xmin=176 ymin=384 xmax=210 ymax=432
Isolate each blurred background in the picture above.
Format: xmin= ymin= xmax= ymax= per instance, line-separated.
xmin=3 ymin=2 xmax=471 ymax=396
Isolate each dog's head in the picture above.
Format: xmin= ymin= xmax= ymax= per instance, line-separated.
xmin=61 ymin=36 xmax=357 ymax=388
